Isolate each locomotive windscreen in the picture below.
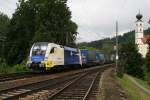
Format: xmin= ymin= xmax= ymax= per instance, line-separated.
xmin=32 ymin=42 xmax=48 ymax=56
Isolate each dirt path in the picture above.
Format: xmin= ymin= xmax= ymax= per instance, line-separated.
xmin=99 ymin=68 xmax=128 ymax=100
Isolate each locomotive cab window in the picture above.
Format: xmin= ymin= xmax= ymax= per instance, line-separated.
xmin=74 ymin=52 xmax=79 ymax=56
xmin=32 ymin=43 xmax=48 ymax=56
xmin=50 ymin=47 xmax=55 ymax=53
xmin=50 ymin=47 xmax=57 ymax=54
xmin=70 ymin=51 xmax=73 ymax=56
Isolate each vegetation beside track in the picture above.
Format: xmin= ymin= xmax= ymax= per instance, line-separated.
xmin=116 ymin=42 xmax=150 ymax=99
xmin=133 ymin=75 xmax=150 ymax=90
xmin=0 ymin=61 xmax=30 ymax=74
xmin=117 ymin=74 xmax=150 ymax=100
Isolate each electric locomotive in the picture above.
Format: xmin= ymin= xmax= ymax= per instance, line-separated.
xmin=27 ymin=42 xmax=113 ymax=72
xmin=27 ymin=42 xmax=82 ymax=72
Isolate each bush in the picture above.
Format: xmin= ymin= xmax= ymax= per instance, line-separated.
xmin=0 ymin=61 xmax=30 ymax=74
xmin=119 ymin=43 xmax=144 ymax=79
xmin=0 ymin=63 xmax=15 ymax=74
xmin=145 ymin=43 xmax=150 ymax=83
xmin=13 ymin=61 xmax=31 ymax=72
xmin=144 ymin=71 xmax=150 ymax=84
xmin=117 ymin=60 xmax=125 ymax=78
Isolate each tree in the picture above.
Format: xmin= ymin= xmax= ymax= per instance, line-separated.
xmin=5 ymin=0 xmax=36 ymax=64
xmin=117 ymin=59 xmax=125 ymax=78
xmin=119 ymin=42 xmax=144 ymax=78
xmin=145 ymin=42 xmax=150 ymax=82
xmin=6 ymin=0 xmax=77 ymax=65
xmin=0 ymin=12 xmax=10 ymax=62
xmin=0 ymin=12 xmax=10 ymax=36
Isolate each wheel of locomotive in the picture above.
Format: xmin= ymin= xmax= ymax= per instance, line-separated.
xmin=53 ymin=66 xmax=63 ymax=72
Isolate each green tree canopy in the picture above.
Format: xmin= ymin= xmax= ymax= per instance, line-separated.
xmin=119 ymin=42 xmax=144 ymax=78
xmin=0 ymin=12 xmax=10 ymax=62
xmin=145 ymin=42 xmax=150 ymax=82
xmin=0 ymin=12 xmax=10 ymax=37
xmin=5 ymin=0 xmax=77 ymax=65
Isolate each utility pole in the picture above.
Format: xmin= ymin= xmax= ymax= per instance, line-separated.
xmin=116 ymin=21 xmax=119 ymax=73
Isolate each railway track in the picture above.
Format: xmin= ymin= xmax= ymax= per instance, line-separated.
xmin=0 ymin=69 xmax=76 ymax=82
xmin=0 ymin=64 xmax=109 ymax=82
xmin=0 ymin=72 xmax=42 ymax=82
xmin=0 ymin=70 xmax=89 ymax=100
xmin=0 ymin=64 xmax=112 ymax=100
xmin=48 ymin=71 xmax=101 ymax=100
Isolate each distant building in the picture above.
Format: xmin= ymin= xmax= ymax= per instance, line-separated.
xmin=135 ymin=12 xmax=149 ymax=58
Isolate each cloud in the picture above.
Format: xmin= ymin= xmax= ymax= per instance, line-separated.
xmin=67 ymin=0 xmax=150 ymax=42
xmin=0 ymin=0 xmax=18 ymax=17
xmin=1 ymin=0 xmax=150 ymax=42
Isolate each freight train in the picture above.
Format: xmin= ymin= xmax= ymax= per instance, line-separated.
xmin=27 ymin=42 xmax=114 ymax=72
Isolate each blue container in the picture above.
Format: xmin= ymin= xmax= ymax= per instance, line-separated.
xmin=87 ymin=51 xmax=97 ymax=63
xmin=64 ymin=46 xmax=80 ymax=65
xmin=96 ymin=52 xmax=101 ymax=62
xmin=81 ymin=50 xmax=98 ymax=64
xmin=97 ymin=52 xmax=105 ymax=64
xmin=80 ymin=50 xmax=88 ymax=64
xmin=99 ymin=53 xmax=105 ymax=61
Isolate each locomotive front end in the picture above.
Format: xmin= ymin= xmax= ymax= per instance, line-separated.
xmin=27 ymin=42 xmax=49 ymax=72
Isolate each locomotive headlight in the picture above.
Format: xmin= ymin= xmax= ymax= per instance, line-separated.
xmin=45 ymin=57 xmax=48 ymax=60
xmin=27 ymin=60 xmax=32 ymax=64
xmin=27 ymin=63 xmax=31 ymax=68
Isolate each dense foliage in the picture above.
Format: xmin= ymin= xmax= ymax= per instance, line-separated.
xmin=2 ymin=0 xmax=77 ymax=65
xmin=79 ymin=30 xmax=135 ymax=54
xmin=145 ymin=42 xmax=150 ymax=82
xmin=119 ymin=43 xmax=144 ymax=78
xmin=0 ymin=13 xmax=10 ymax=63
xmin=79 ymin=38 xmax=115 ymax=54
xmin=0 ymin=13 xmax=10 ymax=37
xmin=117 ymin=59 xmax=125 ymax=78
xmin=78 ymin=28 xmax=150 ymax=54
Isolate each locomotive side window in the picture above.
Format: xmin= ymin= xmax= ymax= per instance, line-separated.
xmin=50 ymin=47 xmax=57 ymax=54
xmin=50 ymin=47 xmax=55 ymax=53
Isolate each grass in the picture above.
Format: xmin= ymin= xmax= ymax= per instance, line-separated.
xmin=133 ymin=76 xmax=150 ymax=90
xmin=117 ymin=74 xmax=150 ymax=100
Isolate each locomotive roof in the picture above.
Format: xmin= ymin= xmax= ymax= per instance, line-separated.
xmin=34 ymin=42 xmax=49 ymax=45
xmin=64 ymin=46 xmax=78 ymax=52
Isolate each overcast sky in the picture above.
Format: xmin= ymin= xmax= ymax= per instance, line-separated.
xmin=0 ymin=0 xmax=150 ymax=42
